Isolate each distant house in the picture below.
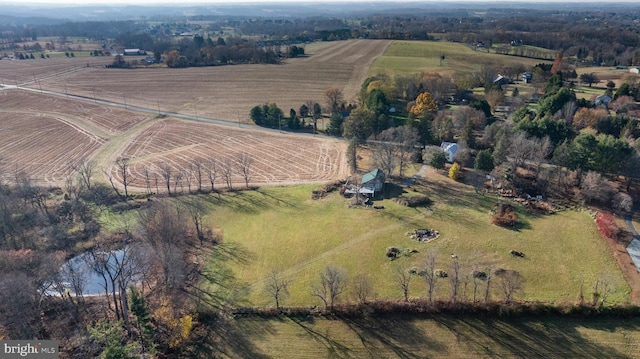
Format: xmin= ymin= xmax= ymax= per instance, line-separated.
xmin=493 ymin=74 xmax=511 ymax=86
xmin=360 ymin=169 xmax=385 ymax=196
xmin=522 ymin=72 xmax=532 ymax=83
xmin=123 ymin=48 xmax=141 ymax=56
xmin=630 ymin=67 xmax=640 ymax=74
xmin=595 ymin=94 xmax=612 ymax=106
xmin=440 ymin=142 xmax=459 ymax=163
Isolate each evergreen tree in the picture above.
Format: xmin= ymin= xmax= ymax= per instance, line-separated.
xmin=493 ymin=129 xmax=510 ymax=165
xmin=474 ymin=149 xmax=495 ymax=172
xmin=347 ymin=137 xmax=359 ymax=174
xmin=129 ymin=286 xmax=156 ymax=356
xmin=326 ymin=113 xmax=344 ymax=136
xmin=430 ymin=151 xmax=447 ymax=170
xmin=461 ymin=120 xmax=476 ymax=149
xmin=88 ymin=320 xmax=136 ymax=359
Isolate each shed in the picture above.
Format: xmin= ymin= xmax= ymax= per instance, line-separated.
xmin=522 ymin=72 xmax=532 ymax=83
xmin=493 ymin=74 xmax=511 ymax=86
xmin=440 ymin=142 xmax=459 ymax=163
xmin=361 ymin=169 xmax=385 ymax=195
xmin=123 ymin=48 xmax=141 ymax=56
xmin=630 ymin=67 xmax=640 ymax=74
xmin=595 ymin=94 xmax=612 ymax=106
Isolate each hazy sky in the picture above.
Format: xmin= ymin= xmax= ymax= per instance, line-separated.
xmin=2 ymin=0 xmax=597 ymax=5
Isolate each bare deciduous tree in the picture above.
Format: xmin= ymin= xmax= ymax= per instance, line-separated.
xmin=0 ymin=272 xmax=38 ymax=339
xmin=452 ymin=106 xmax=487 ymax=130
xmin=194 ymin=159 xmax=204 ymax=193
xmin=497 ymin=269 xmax=524 ymax=303
xmin=138 ymin=201 xmax=189 ymax=296
xmin=235 ymin=153 xmax=253 ymax=189
xmin=60 ymin=257 xmax=88 ymax=308
xmin=449 ymin=255 xmax=461 ymax=303
xmin=161 ymin=165 xmax=172 ymax=195
xmin=103 ymin=167 xmax=122 ymax=199
xmin=115 ymin=157 xmax=131 ymax=201
xmin=206 ymin=158 xmax=218 ymax=193
xmin=324 ymin=87 xmax=344 ymax=114
xmin=311 ymin=264 xmax=348 ymax=310
xmin=143 ymin=166 xmax=152 ymax=194
xmin=484 ymin=265 xmax=494 ymax=303
xmin=423 ymin=250 xmax=439 ymax=303
xmin=185 ymin=198 xmax=207 ymax=243
xmin=352 ymin=273 xmax=374 ymax=304
xmin=174 ymin=170 xmax=184 ymax=194
xmin=220 ymin=159 xmax=233 ymax=190
xmin=72 ymin=159 xmax=97 ymax=191
xmin=591 ymin=275 xmax=614 ymax=307
xmin=265 ymin=270 xmax=290 ymax=309
xmin=395 ymin=126 xmax=420 ymax=177
xmin=580 ymin=171 xmax=614 ymax=204
xmin=370 ymin=138 xmax=396 ymax=178
xmin=371 ymin=126 xmax=419 ymax=178
xmin=612 ymin=192 xmax=633 ymax=214
xmin=509 ymin=131 xmax=538 ymax=170
xmin=395 ymin=267 xmax=413 ymax=302
xmin=530 ymin=136 xmax=553 ymax=180
xmin=184 ymin=165 xmax=194 ymax=194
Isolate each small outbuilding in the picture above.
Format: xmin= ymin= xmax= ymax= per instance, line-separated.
xmin=493 ymin=74 xmax=511 ymax=86
xmin=630 ymin=67 xmax=640 ymax=74
xmin=123 ymin=48 xmax=141 ymax=56
xmin=595 ymin=94 xmax=612 ymax=106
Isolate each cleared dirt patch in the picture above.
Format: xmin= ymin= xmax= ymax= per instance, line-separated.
xmin=108 ymin=118 xmax=349 ymax=191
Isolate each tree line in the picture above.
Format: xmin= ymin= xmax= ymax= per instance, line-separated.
xmin=261 ymin=251 xmax=615 ymax=313
xmin=100 ymin=153 xmax=255 ymax=202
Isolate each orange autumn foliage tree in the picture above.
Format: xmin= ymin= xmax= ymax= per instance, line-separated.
xmin=410 ymin=92 xmax=438 ymax=118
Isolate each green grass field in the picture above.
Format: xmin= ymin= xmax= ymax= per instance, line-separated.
xmin=369 ymin=41 xmax=549 ymax=77
xmin=194 ymin=314 xmax=640 ymax=358
xmin=198 ymin=170 xmax=629 ymax=307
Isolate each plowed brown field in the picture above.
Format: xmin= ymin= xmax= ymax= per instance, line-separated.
xmin=0 ymin=110 xmax=106 ymax=183
xmin=0 ymin=40 xmax=392 ymax=188
xmin=0 ymin=91 xmax=149 ymax=134
xmin=109 ymin=118 xmax=348 ymax=191
xmin=3 ymin=40 xmax=391 ymax=122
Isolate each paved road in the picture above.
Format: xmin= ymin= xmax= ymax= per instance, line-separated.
xmin=625 ymin=212 xmax=639 ymax=238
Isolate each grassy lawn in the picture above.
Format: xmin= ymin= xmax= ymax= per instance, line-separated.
xmin=200 ymin=169 xmax=630 ymax=307
xmin=196 ymin=315 xmax=640 ymax=358
xmin=369 ymin=41 xmax=550 ymax=78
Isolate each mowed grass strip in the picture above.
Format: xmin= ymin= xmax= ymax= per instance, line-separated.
xmin=205 ymin=315 xmax=640 ymax=358
xmin=202 ymin=170 xmax=630 ymax=307
xmin=369 ymin=40 xmax=550 ymax=77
